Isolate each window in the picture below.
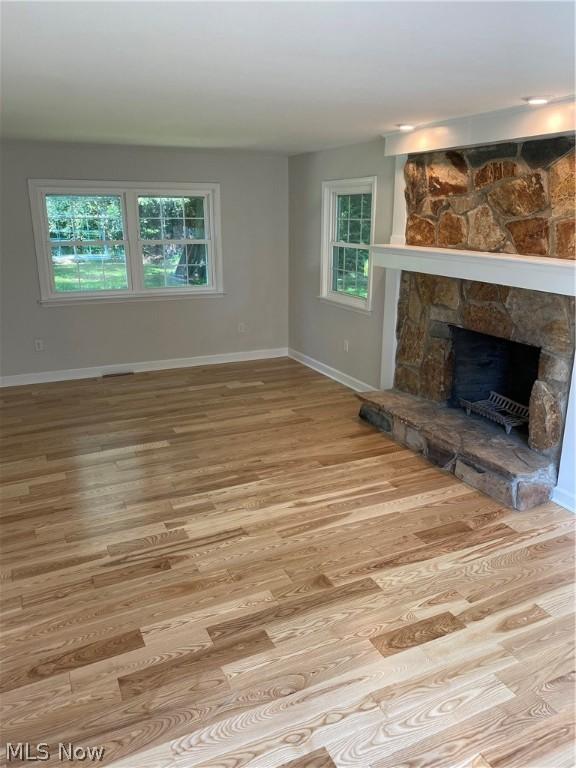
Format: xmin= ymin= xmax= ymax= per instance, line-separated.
xmin=45 ymin=194 xmax=128 ymax=293
xmin=320 ymin=177 xmax=376 ymax=310
xmin=29 ymin=181 xmax=222 ymax=302
xmin=139 ymin=196 xmax=209 ymax=290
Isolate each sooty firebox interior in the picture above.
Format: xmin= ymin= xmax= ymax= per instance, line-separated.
xmin=449 ymin=326 xmax=541 ymax=411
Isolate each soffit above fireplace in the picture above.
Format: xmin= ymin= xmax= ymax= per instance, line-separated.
xmin=383 ymin=99 xmax=575 ymax=157
xmin=371 ymin=243 xmax=576 ymax=296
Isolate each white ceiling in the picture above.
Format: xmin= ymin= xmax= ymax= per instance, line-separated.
xmin=1 ymin=1 xmax=574 ymax=155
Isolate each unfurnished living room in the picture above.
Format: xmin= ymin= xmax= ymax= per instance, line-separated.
xmin=0 ymin=1 xmax=575 ymax=766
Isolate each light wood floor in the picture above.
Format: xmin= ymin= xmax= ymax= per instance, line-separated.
xmin=0 ymin=358 xmax=574 ymax=768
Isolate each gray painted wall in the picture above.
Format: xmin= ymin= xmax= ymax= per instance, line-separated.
xmin=0 ymin=138 xmax=395 ymax=383
xmin=0 ymin=141 xmax=288 ymax=376
xmin=288 ymin=139 xmax=395 ymax=387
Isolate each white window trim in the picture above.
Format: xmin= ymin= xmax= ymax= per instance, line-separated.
xmin=320 ymin=176 xmax=377 ymax=312
xmin=28 ymin=179 xmax=224 ymax=304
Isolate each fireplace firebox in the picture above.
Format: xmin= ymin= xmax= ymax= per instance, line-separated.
xmin=450 ymin=327 xmax=541 ymax=434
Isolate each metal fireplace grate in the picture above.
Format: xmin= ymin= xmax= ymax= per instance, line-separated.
xmin=459 ymin=391 xmax=529 ymax=434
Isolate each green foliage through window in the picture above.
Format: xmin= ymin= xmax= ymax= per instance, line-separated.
xmin=139 ymin=196 xmax=208 ymax=289
xmin=138 ymin=196 xmax=205 ymax=241
xmin=331 ymin=192 xmax=372 ymax=300
xmin=331 ymin=246 xmax=369 ymax=298
xmin=143 ymin=244 xmax=207 ymax=289
xmin=46 ymin=195 xmax=124 ymax=243
xmin=46 ymin=194 xmax=208 ymax=293
xmin=39 ymin=187 xmax=218 ymax=297
xmin=46 ymin=195 xmax=127 ymax=292
xmin=336 ymin=193 xmax=372 ymax=246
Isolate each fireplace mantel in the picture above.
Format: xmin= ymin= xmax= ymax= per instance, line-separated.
xmin=372 ymin=244 xmax=576 ymax=297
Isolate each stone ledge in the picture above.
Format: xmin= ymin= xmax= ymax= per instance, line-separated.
xmin=358 ymin=389 xmax=557 ymax=511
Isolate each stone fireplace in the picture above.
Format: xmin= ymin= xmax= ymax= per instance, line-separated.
xmin=359 ymin=272 xmax=574 ymax=510
xmin=360 ymin=131 xmax=576 ymax=511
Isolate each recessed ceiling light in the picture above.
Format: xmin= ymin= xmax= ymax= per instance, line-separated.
xmin=397 ymin=124 xmax=415 ymax=132
xmin=524 ymin=97 xmax=549 ymax=106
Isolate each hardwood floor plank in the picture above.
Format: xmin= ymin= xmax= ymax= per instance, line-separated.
xmin=327 ymin=675 xmax=514 ymax=767
xmin=280 ymin=748 xmax=336 ymax=767
xmin=90 ymin=557 xmax=173 ymax=587
xmin=370 ymin=611 xmax=466 ymax=657
xmin=206 ymin=577 xmax=382 ymax=642
xmin=480 ymin=709 xmax=575 ymax=768
xmin=458 ymin=571 xmax=574 ymax=623
xmin=106 ymin=528 xmax=190 ymax=555
xmin=369 ymin=694 xmax=558 ymax=768
xmin=118 ymin=630 xmax=274 ymax=699
xmin=0 ymin=628 xmax=144 ymax=693
xmin=11 ymin=551 xmax=108 ymax=580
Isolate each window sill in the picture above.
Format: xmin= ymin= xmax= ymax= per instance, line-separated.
xmin=317 ymin=295 xmax=373 ymax=316
xmin=39 ymin=291 xmax=226 ymax=307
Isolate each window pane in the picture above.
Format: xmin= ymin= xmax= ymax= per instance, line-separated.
xmin=331 ymin=246 xmax=344 ymax=272
xmin=163 ymin=219 xmax=185 ymax=239
xmin=330 ymin=247 xmax=369 ymax=300
xmin=142 ymin=244 xmax=208 ymax=288
xmin=335 ymin=192 xmax=371 ymax=245
xmin=76 ymin=216 xmax=101 ymax=240
xmin=186 ymin=243 xmax=207 ymax=267
xmin=142 ymin=244 xmax=183 ymax=288
xmin=348 ymin=220 xmax=361 ymax=242
xmin=138 ymin=197 xmax=161 ymax=217
xmin=344 ymin=270 xmax=357 ymax=294
xmin=185 ymin=219 xmax=205 ymax=238
xmin=49 ymin=218 xmax=74 ymax=241
xmin=140 ymin=218 xmax=162 ymax=239
xmin=332 ymin=269 xmax=344 ymax=293
xmin=337 ymin=195 xmax=350 ymax=219
xmin=51 ymin=245 xmax=128 ymax=292
xmin=361 ymin=219 xmax=371 ymax=245
xmin=357 ymin=273 xmax=369 ymax=297
xmin=46 ymin=195 xmax=124 ymax=242
xmin=349 ymin=194 xmax=362 ymax=218
xmin=344 ymin=247 xmax=357 ymax=271
xmin=184 ymin=198 xmax=205 ymax=218
xmin=162 ymin=198 xmax=184 ymax=218
xmin=138 ymin=196 xmax=205 ymax=240
xmin=187 ymin=263 xmax=207 ymax=285
xmin=358 ymin=248 xmax=369 ymax=276
xmin=361 ymin=193 xmax=372 ymax=217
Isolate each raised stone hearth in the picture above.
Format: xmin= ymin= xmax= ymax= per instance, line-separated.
xmin=358 ymin=389 xmax=556 ymax=511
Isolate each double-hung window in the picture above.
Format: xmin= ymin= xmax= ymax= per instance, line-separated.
xmin=320 ymin=177 xmax=376 ymax=310
xmin=29 ymin=181 xmax=223 ymax=302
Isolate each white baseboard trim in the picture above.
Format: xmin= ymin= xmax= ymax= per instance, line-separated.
xmin=552 ymin=485 xmax=575 ymax=514
xmin=288 ymin=348 xmax=374 ymax=392
xmin=0 ymin=348 xmax=290 ymax=387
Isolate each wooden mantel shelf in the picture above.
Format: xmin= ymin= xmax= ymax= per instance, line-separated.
xmin=371 ymin=243 xmax=576 ymax=297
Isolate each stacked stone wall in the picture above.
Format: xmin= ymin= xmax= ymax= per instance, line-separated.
xmin=404 ymin=135 xmax=575 ymax=258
